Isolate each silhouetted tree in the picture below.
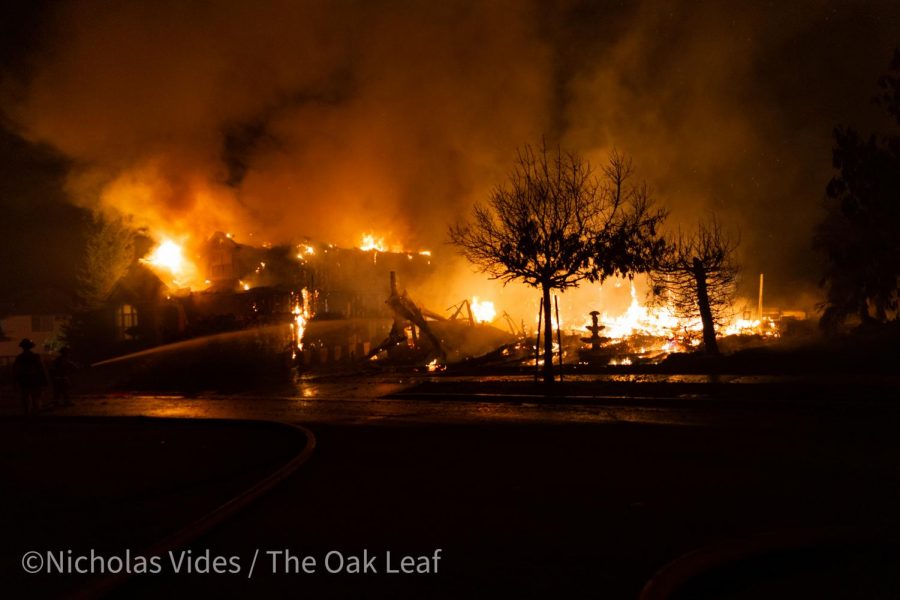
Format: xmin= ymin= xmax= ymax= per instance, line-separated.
xmin=815 ymin=49 xmax=900 ymax=333
xmin=650 ymin=217 xmax=739 ymax=355
xmin=449 ymin=143 xmax=666 ymax=382
xmin=75 ymin=214 xmax=136 ymax=309
xmin=63 ymin=214 xmax=137 ymax=359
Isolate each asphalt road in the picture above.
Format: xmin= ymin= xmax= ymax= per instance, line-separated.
xmin=8 ymin=379 xmax=900 ymax=598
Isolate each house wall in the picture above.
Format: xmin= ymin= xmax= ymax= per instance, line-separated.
xmin=0 ymin=314 xmax=68 ymax=365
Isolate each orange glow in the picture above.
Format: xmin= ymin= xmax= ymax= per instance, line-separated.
xmin=145 ymin=239 xmax=184 ymax=274
xmin=470 ymin=297 xmax=496 ymax=323
xmin=359 ymin=233 xmax=387 ymax=252
xmin=567 ymin=280 xmax=782 ymax=357
xmin=290 ymin=288 xmax=312 ymax=357
xmin=141 ymin=237 xmax=201 ymax=288
xmin=598 ymin=282 xmax=682 ymax=339
xmin=357 ymin=232 xmax=430 ymax=256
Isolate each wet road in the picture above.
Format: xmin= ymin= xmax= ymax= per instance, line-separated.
xmin=9 ymin=376 xmax=900 ymax=598
xmin=36 ymin=371 xmax=900 ymax=429
xmin=48 ymin=392 xmax=712 ymax=427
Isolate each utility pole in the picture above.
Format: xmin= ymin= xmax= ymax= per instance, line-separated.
xmin=757 ymin=273 xmax=764 ymax=320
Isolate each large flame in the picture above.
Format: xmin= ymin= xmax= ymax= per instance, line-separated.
xmin=585 ymin=281 xmax=780 ymax=356
xmin=141 ymin=237 xmax=201 ymax=289
xmin=145 ymin=239 xmax=184 ymax=274
xmin=522 ymin=280 xmax=783 ymax=362
xmin=599 ymin=283 xmax=683 ymax=339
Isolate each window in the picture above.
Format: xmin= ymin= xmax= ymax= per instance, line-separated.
xmin=116 ymin=304 xmax=139 ymax=338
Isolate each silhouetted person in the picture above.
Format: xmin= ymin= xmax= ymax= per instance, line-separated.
xmin=13 ymin=338 xmax=48 ymax=415
xmin=50 ymin=346 xmax=76 ymax=406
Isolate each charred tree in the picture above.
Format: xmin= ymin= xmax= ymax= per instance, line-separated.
xmin=692 ymin=257 xmax=719 ymax=354
xmin=651 ymin=217 xmax=739 ymax=356
xmin=450 ymin=142 xmax=665 ymax=382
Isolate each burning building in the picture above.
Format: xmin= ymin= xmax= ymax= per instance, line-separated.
xmin=97 ymin=231 xmax=444 ymax=365
xmin=88 ymin=220 xmax=796 ymax=375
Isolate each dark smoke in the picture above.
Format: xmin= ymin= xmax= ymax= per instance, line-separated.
xmin=3 ymin=0 xmax=899 ymax=310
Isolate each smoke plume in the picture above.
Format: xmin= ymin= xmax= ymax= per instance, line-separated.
xmin=4 ymin=0 xmax=900 ymax=312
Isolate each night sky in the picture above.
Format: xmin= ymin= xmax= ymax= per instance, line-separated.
xmin=1 ymin=0 xmax=899 ymax=309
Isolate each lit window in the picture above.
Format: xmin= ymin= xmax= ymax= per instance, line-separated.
xmin=116 ymin=304 xmax=139 ymax=338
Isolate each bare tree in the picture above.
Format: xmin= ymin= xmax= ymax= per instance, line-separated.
xmin=650 ymin=217 xmax=739 ymax=355
xmin=449 ymin=142 xmax=665 ymax=382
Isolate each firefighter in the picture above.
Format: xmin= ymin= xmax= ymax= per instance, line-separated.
xmin=13 ymin=338 xmax=48 ymax=415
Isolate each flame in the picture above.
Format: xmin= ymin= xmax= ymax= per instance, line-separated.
xmin=358 ymin=232 xmax=430 ymax=256
xmin=141 ymin=237 xmax=200 ymax=288
xmin=359 ymin=233 xmax=387 ymax=252
xmin=470 ymin=297 xmax=496 ymax=323
xmin=145 ymin=239 xmax=184 ymax=274
xmin=537 ymin=305 xmax=564 ymax=330
xmin=290 ymin=288 xmax=312 ymax=357
xmin=599 ymin=283 xmax=683 ymax=339
xmin=571 ymin=280 xmax=782 ymax=358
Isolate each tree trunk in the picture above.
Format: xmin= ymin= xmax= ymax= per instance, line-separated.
xmin=542 ymin=283 xmax=555 ymax=383
xmin=692 ymin=257 xmax=719 ymax=355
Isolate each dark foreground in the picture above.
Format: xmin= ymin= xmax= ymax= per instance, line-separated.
xmin=3 ymin=383 xmax=900 ymax=599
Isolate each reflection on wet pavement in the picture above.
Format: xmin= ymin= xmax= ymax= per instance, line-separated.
xmin=42 ymin=384 xmax=711 ymax=427
xmin=11 ymin=371 xmax=898 ymax=428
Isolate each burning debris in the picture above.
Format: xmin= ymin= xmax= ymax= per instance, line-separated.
xmin=368 ymin=271 xmax=448 ymax=364
xmin=447 ymin=297 xmax=497 ymax=326
xmin=360 ymin=273 xmax=516 ymax=368
xmin=568 ymin=280 xmax=782 ymax=366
